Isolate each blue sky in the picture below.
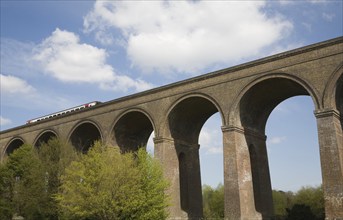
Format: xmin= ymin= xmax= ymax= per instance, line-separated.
xmin=1 ymin=0 xmax=342 ymax=191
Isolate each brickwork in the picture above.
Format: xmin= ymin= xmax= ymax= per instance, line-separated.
xmin=1 ymin=37 xmax=342 ymax=219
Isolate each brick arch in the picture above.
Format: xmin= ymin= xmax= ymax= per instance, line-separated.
xmin=68 ymin=120 xmax=102 ymax=153
xmin=336 ymin=74 xmax=343 ymax=115
xmin=229 ymin=73 xmax=320 ymax=131
xmin=166 ymin=93 xmax=225 ymax=142
xmin=4 ymin=137 xmax=25 ymax=156
xmin=316 ymin=64 xmax=343 ymax=218
xmin=322 ymin=63 xmax=343 ymax=110
xmin=334 ymin=73 xmax=343 ymax=135
xmin=112 ymin=108 xmax=155 ymax=153
xmin=226 ymin=73 xmax=321 ymax=219
xmin=166 ymin=93 xmax=224 ymax=219
xmin=33 ymin=129 xmax=58 ymax=148
xmin=0 ymin=38 xmax=341 ymax=219
xmin=336 ymin=73 xmax=343 ymax=134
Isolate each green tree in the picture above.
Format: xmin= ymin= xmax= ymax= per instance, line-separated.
xmin=286 ymin=204 xmax=316 ymax=220
xmin=272 ymin=190 xmax=294 ymax=217
xmin=0 ymin=162 xmax=14 ymax=219
xmin=0 ymin=139 xmax=79 ymax=220
xmin=272 ymin=186 xmax=324 ymax=220
xmin=0 ymin=144 xmax=46 ymax=219
xmin=56 ymin=142 xmax=169 ymax=220
xmin=37 ymin=138 xmax=79 ymax=219
xmin=202 ymin=184 xmax=224 ymax=219
xmin=293 ymin=186 xmax=324 ymax=220
xmin=133 ymin=148 xmax=170 ymax=219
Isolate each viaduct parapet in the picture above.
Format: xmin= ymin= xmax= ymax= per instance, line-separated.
xmin=1 ymin=37 xmax=342 ymax=219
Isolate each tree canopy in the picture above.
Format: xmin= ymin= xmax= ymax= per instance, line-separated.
xmin=56 ymin=141 xmax=169 ymax=220
xmin=0 ymin=139 xmax=169 ymax=220
xmin=0 ymin=144 xmax=46 ymax=219
xmin=202 ymin=183 xmax=224 ymax=219
xmin=201 ymin=184 xmax=324 ymax=220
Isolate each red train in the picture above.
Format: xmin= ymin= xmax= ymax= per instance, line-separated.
xmin=26 ymin=101 xmax=101 ymax=124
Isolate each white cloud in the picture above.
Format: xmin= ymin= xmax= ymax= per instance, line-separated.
xmin=207 ymin=147 xmax=223 ymax=155
xmin=99 ymin=75 xmax=152 ymax=92
xmin=199 ymin=128 xmax=222 ymax=155
xmin=0 ymin=74 xmax=35 ymax=94
xmin=84 ymin=1 xmax=293 ymax=74
xmin=278 ymin=0 xmax=328 ymax=6
xmin=322 ymin=12 xmax=335 ymax=22
xmin=146 ymin=134 xmax=154 ymax=156
xmin=278 ymin=1 xmax=296 ymax=6
xmin=268 ymin=136 xmax=287 ymax=145
xmin=0 ymin=38 xmax=37 ymax=78
xmin=0 ymin=116 xmax=12 ymax=126
xmin=33 ymin=28 xmax=114 ymax=83
xmin=302 ymin=22 xmax=312 ymax=32
xmin=307 ymin=0 xmax=329 ymax=4
xmin=0 ymin=74 xmax=76 ymax=114
xmin=33 ymin=28 xmax=152 ymax=92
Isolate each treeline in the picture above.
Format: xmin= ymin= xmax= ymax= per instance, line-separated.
xmin=273 ymin=186 xmax=324 ymax=220
xmin=202 ymin=184 xmax=324 ymax=220
xmin=0 ymin=138 xmax=169 ymax=220
xmin=1 ymin=137 xmax=325 ymax=220
xmin=203 ymin=184 xmax=225 ymax=219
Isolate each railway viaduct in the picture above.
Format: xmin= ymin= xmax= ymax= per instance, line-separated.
xmin=1 ymin=37 xmax=342 ymax=219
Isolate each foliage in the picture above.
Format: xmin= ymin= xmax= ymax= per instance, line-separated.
xmin=0 ymin=162 xmax=14 ymax=220
xmin=286 ymin=204 xmax=316 ymax=220
xmin=293 ymin=186 xmax=324 ymax=219
xmin=56 ymin=142 xmax=169 ymax=220
xmin=0 ymin=144 xmax=46 ymax=219
xmin=0 ymin=139 xmax=79 ymax=220
xmin=0 ymin=140 xmax=168 ymax=220
xmin=201 ymin=184 xmax=324 ymax=220
xmin=272 ymin=185 xmax=324 ymax=220
xmin=202 ymin=184 xmax=224 ymax=219
xmin=3 ymin=137 xmax=324 ymax=220
xmin=133 ymin=148 xmax=170 ymax=220
xmin=273 ymin=190 xmax=294 ymax=217
xmin=37 ymin=138 xmax=79 ymax=219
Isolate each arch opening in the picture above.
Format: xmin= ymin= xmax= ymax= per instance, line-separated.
xmin=146 ymin=133 xmax=154 ymax=156
xmin=199 ymin=112 xmax=224 ymax=218
xmin=69 ymin=122 xmax=101 ymax=153
xmin=5 ymin=138 xmax=24 ymax=156
xmin=266 ymin=96 xmax=322 ymax=218
xmin=113 ymin=111 xmax=154 ymax=153
xmin=168 ymin=96 xmax=222 ymax=219
xmin=34 ymin=131 xmax=57 ymax=148
xmin=334 ymin=73 xmax=343 ymax=187
xmin=336 ymin=73 xmax=343 ymax=123
xmin=169 ymin=97 xmax=219 ymax=144
xmin=240 ymin=78 xmax=310 ymax=133
xmin=239 ymin=77 xmax=319 ymax=219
